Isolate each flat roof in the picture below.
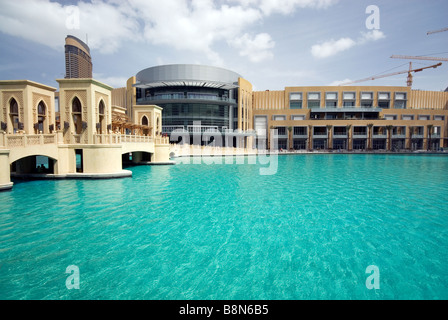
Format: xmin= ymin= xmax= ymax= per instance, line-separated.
xmin=134 ymin=64 xmax=241 ymax=90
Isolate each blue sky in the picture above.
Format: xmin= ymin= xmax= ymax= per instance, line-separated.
xmin=0 ymin=0 xmax=447 ymax=91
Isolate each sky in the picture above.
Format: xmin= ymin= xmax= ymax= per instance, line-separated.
xmin=0 ymin=0 xmax=447 ymax=92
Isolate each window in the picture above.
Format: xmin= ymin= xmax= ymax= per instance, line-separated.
xmin=378 ymin=92 xmax=390 ymax=108
xmin=307 ymin=92 xmax=321 ymax=109
xmin=142 ymin=116 xmax=149 ymax=126
xmin=37 ymin=101 xmax=46 ymax=133
xmin=361 ymin=92 xmax=373 ymax=107
xmin=273 ymin=115 xmax=286 ymax=121
xmin=292 ymin=115 xmax=305 ymax=120
xmin=343 ymin=92 xmax=356 ymax=107
xmin=289 ymin=92 xmax=302 ymax=109
xmin=72 ymin=97 xmax=82 ymax=134
xmin=9 ymin=98 xmax=19 ymax=132
xmin=402 ymin=115 xmax=414 ymax=121
xmin=434 ymin=115 xmax=445 ymax=121
xmin=293 ymin=127 xmax=307 ymax=135
xmin=418 ymin=115 xmax=430 ymax=120
xmin=394 ymin=92 xmax=407 ymax=109
xmin=325 ymin=92 xmax=338 ymax=107
xmin=384 ymin=115 xmax=397 ymax=120
xmin=276 ymin=127 xmax=286 ymax=135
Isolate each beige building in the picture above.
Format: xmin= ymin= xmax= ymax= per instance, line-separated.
xmin=111 ymin=66 xmax=448 ymax=152
xmin=0 ymin=78 xmax=171 ymax=191
xmin=252 ymin=85 xmax=448 ymax=151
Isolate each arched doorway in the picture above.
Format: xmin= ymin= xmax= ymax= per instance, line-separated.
xmin=72 ymin=97 xmax=82 ymax=134
xmin=98 ymin=100 xmax=105 ymax=134
xmin=141 ymin=115 xmax=149 ymax=136
xmin=36 ymin=101 xmax=46 ymax=133
xmin=9 ymin=98 xmax=19 ymax=133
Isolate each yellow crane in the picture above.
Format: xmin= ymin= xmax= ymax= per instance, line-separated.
xmin=338 ymin=62 xmax=442 ymax=87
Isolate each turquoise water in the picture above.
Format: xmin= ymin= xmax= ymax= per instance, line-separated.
xmin=0 ymin=154 xmax=447 ymax=300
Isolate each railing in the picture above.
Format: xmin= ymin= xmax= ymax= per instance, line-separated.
xmin=0 ymin=132 xmax=170 ymax=148
xmin=137 ymin=95 xmax=236 ymax=104
xmin=0 ymin=133 xmax=58 ymax=148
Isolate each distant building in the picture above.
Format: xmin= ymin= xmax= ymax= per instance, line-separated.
xmin=65 ymin=35 xmax=93 ymax=79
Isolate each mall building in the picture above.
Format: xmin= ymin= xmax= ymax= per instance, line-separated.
xmin=112 ymin=64 xmax=448 ymax=151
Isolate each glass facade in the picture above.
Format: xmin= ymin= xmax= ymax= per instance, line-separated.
xmin=137 ymin=86 xmax=236 ymax=132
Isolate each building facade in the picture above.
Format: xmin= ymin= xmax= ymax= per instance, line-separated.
xmin=0 ymin=78 xmax=171 ymax=191
xmin=112 ymin=66 xmax=448 ymax=151
xmin=65 ymin=35 xmax=93 ymax=79
xmin=253 ymin=86 xmax=448 ymax=151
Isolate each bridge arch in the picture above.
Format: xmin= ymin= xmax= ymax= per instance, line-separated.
xmin=10 ymin=154 xmax=58 ymax=175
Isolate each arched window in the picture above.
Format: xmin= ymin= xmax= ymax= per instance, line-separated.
xmin=37 ymin=101 xmax=46 ymax=133
xmin=10 ymin=98 xmax=19 ymax=115
xmin=142 ymin=115 xmax=149 ymax=126
xmin=38 ymin=101 xmax=46 ymax=116
xmin=72 ymin=97 xmax=82 ymax=134
xmin=98 ymin=100 xmax=105 ymax=134
xmin=72 ymin=97 xmax=82 ymax=113
xmin=9 ymin=98 xmax=19 ymax=132
xmin=99 ymin=100 xmax=105 ymax=116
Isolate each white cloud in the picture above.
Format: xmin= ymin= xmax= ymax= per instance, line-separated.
xmin=311 ymin=30 xmax=386 ymax=59
xmin=93 ymin=74 xmax=129 ymax=88
xmin=0 ymin=0 xmax=339 ymax=66
xmin=328 ymin=78 xmax=352 ymax=86
xmin=229 ymin=33 xmax=275 ymax=62
xmin=229 ymin=0 xmax=339 ymax=15
xmin=359 ymin=30 xmax=386 ymax=43
xmin=0 ymin=0 xmax=139 ymax=54
xmin=311 ymin=37 xmax=356 ymax=59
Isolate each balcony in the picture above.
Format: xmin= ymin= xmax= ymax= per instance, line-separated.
xmin=333 ymin=133 xmax=348 ymax=138
xmin=137 ymin=94 xmax=236 ymax=104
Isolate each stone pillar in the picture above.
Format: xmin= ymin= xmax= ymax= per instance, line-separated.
xmin=0 ymin=149 xmax=13 ymax=191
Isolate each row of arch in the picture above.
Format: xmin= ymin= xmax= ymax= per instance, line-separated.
xmin=71 ymin=97 xmax=106 ymax=134
xmin=4 ymin=98 xmax=48 ymax=133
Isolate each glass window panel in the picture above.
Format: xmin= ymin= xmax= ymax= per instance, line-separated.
xmin=308 ymin=93 xmax=320 ymax=100
xmin=395 ymin=93 xmax=406 ymax=100
xmin=343 ymin=92 xmax=355 ymax=100
xmin=379 ymin=92 xmax=390 ymax=100
xmin=290 ymin=101 xmax=302 ymax=109
xmin=326 ymin=92 xmax=337 ymax=100
xmin=361 ymin=92 xmax=373 ymax=100
xmin=308 ymin=101 xmax=321 ymax=108
xmin=290 ymin=93 xmax=302 ymax=100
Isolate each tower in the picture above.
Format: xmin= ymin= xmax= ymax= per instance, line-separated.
xmin=65 ymin=35 xmax=93 ymax=79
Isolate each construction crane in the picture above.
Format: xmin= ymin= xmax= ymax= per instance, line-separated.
xmin=390 ymin=55 xmax=448 ymax=62
xmin=427 ymin=27 xmax=448 ymax=35
xmin=338 ymin=62 xmax=442 ymax=87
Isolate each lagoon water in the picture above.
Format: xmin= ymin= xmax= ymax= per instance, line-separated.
xmin=0 ymin=154 xmax=447 ymax=299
